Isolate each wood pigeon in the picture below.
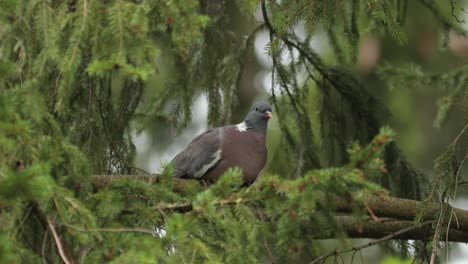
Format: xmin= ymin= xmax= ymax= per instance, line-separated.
xmin=171 ymin=101 xmax=273 ymax=185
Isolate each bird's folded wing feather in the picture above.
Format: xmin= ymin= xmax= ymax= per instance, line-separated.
xmin=171 ymin=128 xmax=223 ymax=179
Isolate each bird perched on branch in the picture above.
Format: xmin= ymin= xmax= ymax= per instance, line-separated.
xmin=171 ymin=101 xmax=273 ymax=186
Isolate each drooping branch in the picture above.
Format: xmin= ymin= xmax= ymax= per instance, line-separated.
xmin=310 ymin=219 xmax=434 ymax=264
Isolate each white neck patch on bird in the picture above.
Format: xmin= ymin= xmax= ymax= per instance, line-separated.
xmin=236 ymin=122 xmax=248 ymax=132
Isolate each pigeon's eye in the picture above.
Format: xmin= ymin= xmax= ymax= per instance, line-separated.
xmin=255 ymin=107 xmax=258 ymax=111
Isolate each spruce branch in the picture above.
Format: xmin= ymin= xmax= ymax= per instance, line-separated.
xmin=314 ymin=216 xmax=468 ymax=242
xmin=64 ymin=223 xmax=154 ymax=235
xmin=419 ymin=0 xmax=468 ymax=35
xmin=452 ymin=123 xmax=468 ymax=145
xmin=262 ymin=0 xmax=322 ymax=169
xmin=89 ymin=174 xmax=468 ymax=242
xmin=68 ymin=0 xmax=88 ymax=68
xmin=46 ymin=215 xmax=74 ymax=264
xmin=310 ymin=219 xmax=435 ymax=264
xmin=153 ymin=198 xmax=248 ymax=212
xmin=334 ymin=195 xmax=468 ymax=231
xmin=430 ymin=203 xmax=449 ymax=264
xmin=116 ymin=0 xmax=124 ymax=58
xmin=92 ymin=174 xmax=195 ymax=192
xmin=445 ymin=156 xmax=466 ymax=261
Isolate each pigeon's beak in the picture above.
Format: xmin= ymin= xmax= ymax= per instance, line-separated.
xmin=265 ymin=111 xmax=272 ymax=119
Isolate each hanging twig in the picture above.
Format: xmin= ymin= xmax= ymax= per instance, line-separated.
xmin=452 ymin=123 xmax=468 ymax=145
xmin=445 ymin=157 xmax=466 ymax=262
xmin=46 ymin=215 xmax=73 ymax=264
xmin=64 ymin=223 xmax=154 ymax=235
xmin=310 ymin=220 xmax=434 ymax=264
xmin=153 ymin=198 xmax=249 ymax=212
xmin=430 ymin=203 xmax=448 ymax=264
xmin=262 ymin=0 xmax=321 ymax=168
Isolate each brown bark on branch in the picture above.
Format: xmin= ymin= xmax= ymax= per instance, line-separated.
xmin=335 ymin=195 xmax=468 ymax=231
xmin=332 ymin=216 xmax=468 ymax=243
xmin=90 ymin=174 xmax=468 ymax=242
xmin=310 ymin=219 xmax=435 ymax=264
xmin=92 ymin=174 xmax=197 ymax=192
xmin=92 ymin=174 xmax=162 ymax=187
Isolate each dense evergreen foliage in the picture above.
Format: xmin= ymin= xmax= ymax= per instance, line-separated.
xmin=0 ymin=0 xmax=467 ymax=263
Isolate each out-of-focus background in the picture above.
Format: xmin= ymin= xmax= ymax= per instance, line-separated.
xmin=133 ymin=2 xmax=468 ymax=263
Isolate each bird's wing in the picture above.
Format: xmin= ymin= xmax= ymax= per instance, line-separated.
xmin=171 ymin=128 xmax=223 ymax=179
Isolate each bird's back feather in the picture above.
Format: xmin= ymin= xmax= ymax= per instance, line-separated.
xmin=171 ymin=128 xmax=223 ymax=179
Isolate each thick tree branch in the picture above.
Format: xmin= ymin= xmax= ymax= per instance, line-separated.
xmin=90 ymin=175 xmax=468 ymax=242
xmin=332 ymin=216 xmax=467 ymax=243
xmin=92 ymin=174 xmax=196 ymax=192
xmin=335 ymin=195 xmax=468 ymax=231
xmin=92 ymin=174 xmax=162 ymax=187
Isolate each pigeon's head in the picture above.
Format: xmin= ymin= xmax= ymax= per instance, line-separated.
xmin=243 ymin=101 xmax=273 ymax=132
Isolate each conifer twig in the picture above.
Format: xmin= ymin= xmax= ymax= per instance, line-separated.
xmin=446 ymin=156 xmax=465 ymax=261
xmin=332 ymin=216 xmax=468 ymax=242
xmin=430 ymin=203 xmax=448 ymax=264
xmin=452 ymin=123 xmax=468 ymax=145
xmin=46 ymin=215 xmax=73 ymax=264
xmin=41 ymin=231 xmax=48 ymax=264
xmin=90 ymin=174 xmax=468 ymax=239
xmin=64 ymin=223 xmax=154 ymax=235
xmin=310 ymin=220 xmax=434 ymax=264
xmin=153 ymin=198 xmax=248 ymax=212
xmin=334 ymin=195 xmax=468 ymax=231
xmin=419 ymin=0 xmax=468 ymax=35
xmin=92 ymin=174 xmax=193 ymax=192
xmin=149 ymin=195 xmax=468 ymax=242
xmin=68 ymin=0 xmax=88 ymax=67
